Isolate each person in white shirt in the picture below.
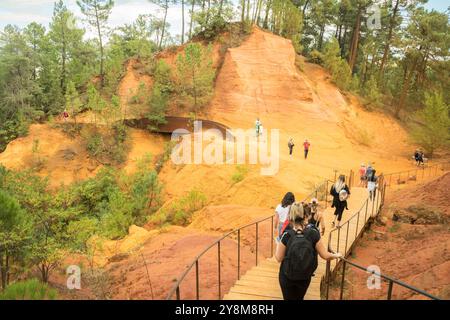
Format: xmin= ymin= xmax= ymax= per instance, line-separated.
xmin=274 ymin=192 xmax=295 ymax=241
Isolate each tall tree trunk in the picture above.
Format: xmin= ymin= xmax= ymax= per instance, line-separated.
xmin=218 ymin=0 xmax=224 ymax=17
xmin=61 ymin=25 xmax=67 ymax=93
xmin=341 ymin=25 xmax=348 ymax=57
xmin=205 ymin=0 xmax=211 ymax=27
xmin=241 ymin=0 xmax=246 ymax=30
xmin=318 ymin=24 xmax=325 ymax=51
xmin=302 ymin=0 xmax=310 ymax=17
xmin=0 ymin=253 xmax=7 ymax=290
xmin=246 ymin=0 xmax=250 ymax=21
xmin=263 ymin=0 xmax=271 ymax=29
xmin=159 ymin=1 xmax=169 ymax=50
xmin=348 ymin=6 xmax=362 ymax=73
xmin=396 ymin=65 xmax=415 ymax=118
xmin=94 ymin=6 xmax=104 ymax=87
xmin=189 ymin=0 xmax=195 ymax=39
xmin=378 ymin=0 xmax=400 ymax=80
xmin=181 ymin=0 xmax=185 ymax=44
xmin=254 ymin=0 xmax=262 ymax=25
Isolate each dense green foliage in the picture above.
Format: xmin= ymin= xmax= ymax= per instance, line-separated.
xmin=412 ymin=92 xmax=450 ymax=155
xmin=0 ymin=278 xmax=57 ymax=300
xmin=0 ymin=158 xmax=162 ymax=286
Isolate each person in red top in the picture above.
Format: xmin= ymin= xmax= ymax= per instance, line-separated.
xmin=303 ymin=139 xmax=310 ymax=159
xmin=63 ymin=109 xmax=69 ymax=122
xmin=359 ymin=163 xmax=367 ymax=187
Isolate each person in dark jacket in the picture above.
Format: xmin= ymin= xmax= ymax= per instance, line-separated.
xmin=330 ymin=175 xmax=350 ymax=228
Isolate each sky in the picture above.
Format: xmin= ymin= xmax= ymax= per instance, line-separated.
xmin=0 ymin=0 xmax=448 ymax=40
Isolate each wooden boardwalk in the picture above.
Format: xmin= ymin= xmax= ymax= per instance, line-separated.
xmin=224 ymin=187 xmax=380 ymax=300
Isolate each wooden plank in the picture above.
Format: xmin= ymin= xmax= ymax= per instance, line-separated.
xmin=230 ymin=285 xmax=282 ymax=299
xmin=224 ymin=292 xmax=282 ymax=300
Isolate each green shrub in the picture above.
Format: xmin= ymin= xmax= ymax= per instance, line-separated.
xmin=231 ymin=165 xmax=249 ymax=184
xmin=308 ymin=50 xmax=324 ymax=65
xmin=0 ymin=279 xmax=57 ymax=300
xmin=149 ymin=190 xmax=207 ymax=227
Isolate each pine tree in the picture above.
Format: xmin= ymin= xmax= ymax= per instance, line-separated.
xmin=65 ymin=81 xmax=83 ymax=126
xmin=77 ymin=0 xmax=114 ymax=87
xmin=412 ymin=91 xmax=450 ymax=156
xmin=175 ymin=43 xmax=215 ymax=113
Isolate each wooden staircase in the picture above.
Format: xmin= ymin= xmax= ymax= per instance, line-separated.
xmin=224 ymin=187 xmax=377 ymax=300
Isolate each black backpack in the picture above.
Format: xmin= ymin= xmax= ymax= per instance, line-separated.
xmin=281 ymin=227 xmax=318 ymax=281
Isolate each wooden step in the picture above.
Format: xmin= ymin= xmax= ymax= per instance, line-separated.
xmin=229 ymin=284 xmax=282 ymax=299
xmin=223 ymin=292 xmax=282 ymax=300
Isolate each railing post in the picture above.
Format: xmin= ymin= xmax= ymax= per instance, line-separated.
xmin=364 ymin=199 xmax=368 ymax=224
xmin=255 ymin=222 xmax=259 ymax=266
xmin=371 ymin=193 xmax=375 ymax=217
xmin=376 ymin=185 xmax=380 ymax=214
xmin=218 ymin=241 xmax=221 ymax=300
xmin=176 ymin=286 xmax=180 ymax=300
xmin=271 ymin=216 xmax=274 ymax=257
xmin=340 ymin=261 xmax=347 ymax=300
xmin=387 ymin=280 xmax=394 ymax=300
xmin=195 ymin=260 xmax=200 ymax=300
xmin=355 ymin=211 xmax=360 ymax=239
xmin=337 ymin=227 xmax=341 ymax=253
xmin=344 ymin=222 xmax=350 ymax=255
xmin=237 ymin=229 xmax=241 ymax=280
xmin=325 ymin=259 xmax=331 ymax=300
xmin=325 ymin=180 xmax=328 ymax=209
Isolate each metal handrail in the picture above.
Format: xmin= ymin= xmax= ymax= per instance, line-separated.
xmin=383 ymin=164 xmax=443 ymax=186
xmin=167 ymin=164 xmax=445 ymax=300
xmin=166 ymin=176 xmax=336 ymax=300
xmin=324 ymin=172 xmax=442 ymax=300
xmin=165 ymin=214 xmax=274 ymax=300
xmin=337 ymin=257 xmax=440 ymax=300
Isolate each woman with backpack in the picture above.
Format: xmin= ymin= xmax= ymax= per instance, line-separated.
xmin=275 ymin=203 xmax=342 ymax=300
xmin=330 ymin=175 xmax=350 ymax=228
xmin=274 ymin=192 xmax=296 ymax=241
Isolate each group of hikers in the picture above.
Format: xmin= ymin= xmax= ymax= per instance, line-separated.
xmin=255 ymin=118 xmax=311 ymax=159
xmin=272 ymin=174 xmax=358 ymax=300
xmin=288 ymin=138 xmax=310 ymax=159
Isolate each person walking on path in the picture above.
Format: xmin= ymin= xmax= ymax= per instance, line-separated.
xmin=288 ymin=138 xmax=295 ymax=156
xmin=275 ymin=202 xmax=342 ymax=300
xmin=309 ymin=198 xmax=325 ymax=236
xmin=274 ymin=192 xmax=296 ymax=241
xmin=330 ymin=175 xmax=350 ymax=228
xmin=303 ymin=139 xmax=310 ymax=159
xmin=365 ymin=163 xmax=374 ymax=181
xmin=255 ymin=118 xmax=261 ymax=137
xmin=367 ymin=169 xmax=378 ymax=201
xmin=359 ymin=164 xmax=367 ymax=187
